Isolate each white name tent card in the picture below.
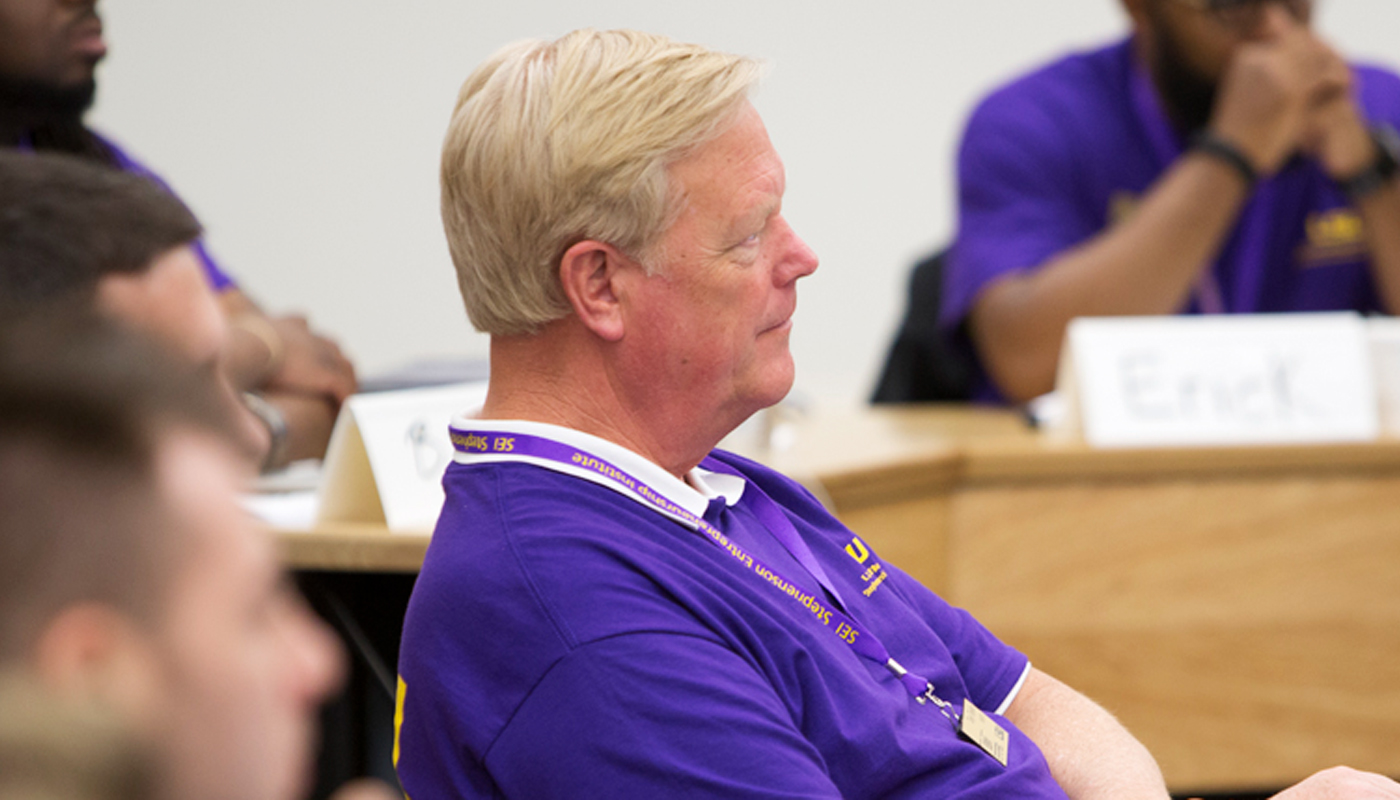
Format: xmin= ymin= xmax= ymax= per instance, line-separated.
xmin=1054 ymin=313 xmax=1379 ymax=448
xmin=1370 ymin=316 xmax=1400 ymax=436
xmin=317 ymin=381 xmax=489 ymax=532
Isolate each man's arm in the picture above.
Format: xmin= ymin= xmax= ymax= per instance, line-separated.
xmin=218 ymin=288 xmax=357 ymax=401
xmin=1305 ymin=57 xmax=1400 ymax=315
xmin=1007 ymin=669 xmax=1400 ymax=800
xmin=218 ymin=288 xmax=355 ymax=467
xmin=1004 ymin=668 xmax=1170 ymax=800
xmin=971 ymin=20 xmax=1345 ymax=402
xmin=971 ymin=150 xmax=1253 ymax=401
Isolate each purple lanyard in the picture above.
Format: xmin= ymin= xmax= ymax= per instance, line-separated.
xmin=450 ymin=426 xmax=963 ymax=723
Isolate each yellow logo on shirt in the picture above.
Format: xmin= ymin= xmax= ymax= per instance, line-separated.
xmin=393 ymin=676 xmax=407 ymax=767
xmin=1297 ymin=208 xmax=1367 ymax=268
xmin=845 ymin=536 xmax=888 ymax=597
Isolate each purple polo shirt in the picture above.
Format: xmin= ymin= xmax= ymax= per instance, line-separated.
xmin=944 ymin=38 xmax=1400 ymax=402
xmin=395 ymin=419 xmax=1063 ymax=799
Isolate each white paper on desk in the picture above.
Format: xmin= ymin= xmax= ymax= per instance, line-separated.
xmin=1055 ymin=313 xmax=1378 ymax=448
xmin=317 ymin=381 xmax=488 ymax=532
xmin=242 ymin=490 xmax=319 ymax=530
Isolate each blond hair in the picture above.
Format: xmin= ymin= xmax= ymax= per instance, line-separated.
xmin=441 ymin=29 xmax=763 ymax=335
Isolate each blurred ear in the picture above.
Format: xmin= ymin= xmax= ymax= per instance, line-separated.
xmin=557 ymin=240 xmax=631 ymax=343
xmin=31 ymin=604 xmax=163 ymax=729
xmin=1121 ymin=0 xmax=1150 ymax=30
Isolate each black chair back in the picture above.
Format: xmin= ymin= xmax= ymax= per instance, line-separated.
xmin=870 ymin=249 xmax=974 ymax=403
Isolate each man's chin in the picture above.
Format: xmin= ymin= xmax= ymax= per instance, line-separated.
xmin=0 ymin=75 xmax=97 ymax=118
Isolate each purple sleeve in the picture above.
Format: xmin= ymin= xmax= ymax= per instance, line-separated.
xmin=941 ymin=89 xmax=1100 ymax=332
xmin=479 ymin=633 xmax=842 ymax=800
xmin=98 ymin=134 xmax=238 ymax=293
xmin=1355 ymin=64 xmax=1400 ymax=131
xmin=189 ymin=239 xmax=235 ymax=292
xmin=888 ymin=563 xmax=1030 ymax=713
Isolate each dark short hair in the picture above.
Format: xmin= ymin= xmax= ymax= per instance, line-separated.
xmin=0 ymin=150 xmax=202 ymax=314
xmin=0 ymin=314 xmax=234 ymax=660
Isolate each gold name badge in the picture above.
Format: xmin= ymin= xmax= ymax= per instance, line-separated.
xmin=959 ymin=699 xmax=1010 ymax=767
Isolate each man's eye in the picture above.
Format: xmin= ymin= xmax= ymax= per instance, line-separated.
xmin=739 ymin=233 xmax=760 ymax=247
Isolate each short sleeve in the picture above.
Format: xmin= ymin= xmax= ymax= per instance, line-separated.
xmin=942 ymin=89 xmax=1100 ymax=330
xmin=189 ymin=239 xmax=236 ymax=292
xmin=886 ymin=563 xmax=1030 ymax=715
xmin=1355 ymin=64 xmax=1400 ymax=131
xmin=484 ymin=633 xmax=843 ymax=800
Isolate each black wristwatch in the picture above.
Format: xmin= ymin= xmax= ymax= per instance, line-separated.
xmin=1339 ymin=124 xmax=1400 ymax=201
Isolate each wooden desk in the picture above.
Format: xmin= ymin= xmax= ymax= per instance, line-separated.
xmin=278 ymin=406 xmax=1400 ymax=792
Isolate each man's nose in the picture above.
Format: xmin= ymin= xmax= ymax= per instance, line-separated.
xmin=285 ymin=596 xmax=348 ymax=704
xmin=772 ymin=216 xmax=819 ymax=284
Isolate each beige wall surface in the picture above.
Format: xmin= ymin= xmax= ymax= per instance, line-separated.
xmin=88 ymin=1 xmax=1400 ymax=403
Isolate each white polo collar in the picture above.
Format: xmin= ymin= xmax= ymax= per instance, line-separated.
xmin=449 ymin=416 xmax=745 ymax=528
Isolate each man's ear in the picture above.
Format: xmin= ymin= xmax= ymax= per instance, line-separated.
xmin=558 ymin=240 xmax=633 ymax=342
xmin=30 ymin=604 xmax=163 ymax=729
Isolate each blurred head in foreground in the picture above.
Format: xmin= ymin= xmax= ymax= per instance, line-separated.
xmin=0 ymin=149 xmax=268 ymax=460
xmin=0 ymin=315 xmax=344 ymax=800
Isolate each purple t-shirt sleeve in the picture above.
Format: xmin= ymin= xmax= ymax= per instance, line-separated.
xmin=1355 ymin=64 xmax=1400 ymax=131
xmin=884 ymin=562 xmax=1029 ymax=713
xmin=188 ymin=239 xmax=235 ymax=292
xmin=98 ymin=134 xmax=237 ymax=292
xmin=942 ymin=89 xmax=1101 ymax=331
xmin=479 ymin=633 xmax=842 ymax=800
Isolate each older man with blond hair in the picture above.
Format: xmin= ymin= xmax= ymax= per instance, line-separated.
xmin=394 ymin=28 xmax=1400 ymax=800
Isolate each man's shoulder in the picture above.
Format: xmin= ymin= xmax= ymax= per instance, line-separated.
xmin=432 ymin=458 xmax=691 ymax=567
xmin=706 ymin=448 xmax=827 ymax=516
xmin=426 ymin=459 xmax=739 ymax=628
xmin=1351 ymin=62 xmax=1400 ymax=122
xmin=969 ymin=38 xmax=1133 ymax=126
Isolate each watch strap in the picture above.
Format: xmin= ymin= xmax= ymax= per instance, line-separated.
xmin=1339 ymin=124 xmax=1400 ymax=201
xmin=1191 ymin=131 xmax=1259 ymax=189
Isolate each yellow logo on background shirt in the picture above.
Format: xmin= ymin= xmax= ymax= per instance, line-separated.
xmin=1297 ymin=208 xmax=1367 ymax=268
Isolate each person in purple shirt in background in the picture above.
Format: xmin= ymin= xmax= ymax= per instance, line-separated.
xmin=393 ymin=27 xmax=1399 ymax=800
xmin=0 ymin=0 xmax=356 ymax=467
xmin=944 ymin=0 xmax=1400 ymax=404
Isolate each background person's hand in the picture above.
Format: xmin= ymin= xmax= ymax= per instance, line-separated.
xmin=1271 ymin=767 xmax=1400 ymax=800
xmin=1209 ymin=12 xmax=1349 ymax=175
xmin=266 ymin=315 xmax=358 ymax=406
xmin=1300 ymin=46 xmax=1377 ymax=181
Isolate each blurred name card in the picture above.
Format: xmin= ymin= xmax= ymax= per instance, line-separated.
xmin=1371 ymin=317 xmax=1400 ymax=436
xmin=317 ymin=381 xmax=488 ymax=532
xmin=1055 ymin=313 xmax=1378 ymax=448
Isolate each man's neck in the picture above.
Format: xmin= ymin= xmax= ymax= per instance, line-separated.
xmin=482 ymin=325 xmax=721 ymax=480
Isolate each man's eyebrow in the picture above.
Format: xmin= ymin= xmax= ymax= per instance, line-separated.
xmin=738 ymin=196 xmax=781 ymax=231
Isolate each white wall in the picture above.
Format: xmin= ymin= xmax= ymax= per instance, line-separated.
xmin=88 ymin=1 xmax=1400 ymax=405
